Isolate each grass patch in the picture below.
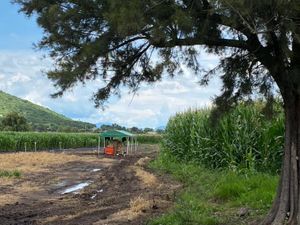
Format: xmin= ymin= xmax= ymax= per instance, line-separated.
xmin=0 ymin=170 xmax=21 ymax=178
xmin=148 ymin=151 xmax=278 ymax=225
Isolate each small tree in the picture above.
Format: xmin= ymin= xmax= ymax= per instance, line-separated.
xmin=14 ymin=0 xmax=300 ymax=224
xmin=130 ymin=126 xmax=142 ymax=133
xmin=1 ymin=112 xmax=29 ymax=132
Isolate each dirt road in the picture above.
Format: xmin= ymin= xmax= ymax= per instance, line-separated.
xmin=0 ymin=145 xmax=179 ymax=225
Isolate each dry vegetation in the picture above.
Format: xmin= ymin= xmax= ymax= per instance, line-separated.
xmin=0 ymin=194 xmax=19 ymax=205
xmin=135 ymin=156 xmax=151 ymax=167
xmin=0 ymin=152 xmax=96 ymax=173
xmin=130 ymin=166 xmax=158 ymax=187
xmin=103 ymin=195 xmax=153 ymax=223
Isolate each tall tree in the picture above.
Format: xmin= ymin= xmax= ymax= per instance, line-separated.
xmin=14 ymin=0 xmax=300 ymax=224
xmin=1 ymin=112 xmax=30 ymax=131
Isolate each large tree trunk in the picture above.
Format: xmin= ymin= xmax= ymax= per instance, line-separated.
xmin=262 ymin=91 xmax=300 ymax=225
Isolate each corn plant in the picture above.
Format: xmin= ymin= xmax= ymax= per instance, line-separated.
xmin=0 ymin=132 xmax=99 ymax=152
xmin=163 ymin=103 xmax=284 ymax=174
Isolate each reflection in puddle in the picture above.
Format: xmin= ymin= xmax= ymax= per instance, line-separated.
xmin=91 ymin=168 xmax=101 ymax=172
xmin=61 ymin=182 xmax=91 ymax=194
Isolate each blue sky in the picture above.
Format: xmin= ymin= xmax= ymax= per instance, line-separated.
xmin=0 ymin=1 xmax=42 ymax=50
xmin=0 ymin=1 xmax=221 ymax=128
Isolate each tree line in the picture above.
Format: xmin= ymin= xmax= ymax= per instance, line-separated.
xmin=0 ymin=112 xmax=164 ymax=134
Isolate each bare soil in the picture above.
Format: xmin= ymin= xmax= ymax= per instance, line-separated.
xmin=0 ymin=145 xmax=180 ymax=225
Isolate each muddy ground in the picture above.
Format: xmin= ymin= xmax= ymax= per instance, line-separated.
xmin=0 ymin=145 xmax=180 ymax=225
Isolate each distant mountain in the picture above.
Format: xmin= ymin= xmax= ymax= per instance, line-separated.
xmin=0 ymin=91 xmax=95 ymax=132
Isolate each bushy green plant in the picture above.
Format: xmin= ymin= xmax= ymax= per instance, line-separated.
xmin=1 ymin=112 xmax=30 ymax=132
xmin=0 ymin=170 xmax=21 ymax=178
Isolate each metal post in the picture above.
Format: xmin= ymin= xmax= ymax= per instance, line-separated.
xmin=97 ymin=136 xmax=100 ymax=156
xmin=104 ymin=138 xmax=106 ymax=155
xmin=34 ymin=142 xmax=37 ymax=152
xmin=24 ymin=142 xmax=27 ymax=152
xmin=129 ymin=138 xmax=131 ymax=154
xmin=59 ymin=142 xmax=62 ymax=151
xmin=126 ymin=138 xmax=129 ymax=155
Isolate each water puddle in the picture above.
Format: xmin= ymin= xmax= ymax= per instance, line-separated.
xmin=61 ymin=182 xmax=91 ymax=194
xmin=97 ymin=189 xmax=103 ymax=193
xmin=91 ymin=194 xmax=97 ymax=199
xmin=91 ymin=168 xmax=101 ymax=172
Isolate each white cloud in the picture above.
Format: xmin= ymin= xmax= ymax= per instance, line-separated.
xmin=0 ymin=49 xmax=221 ymax=128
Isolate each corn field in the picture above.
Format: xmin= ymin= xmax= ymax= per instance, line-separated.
xmin=164 ymin=104 xmax=284 ymax=173
xmin=0 ymin=132 xmax=99 ymax=152
xmin=136 ymin=134 xmax=162 ymax=144
xmin=0 ymin=132 xmax=162 ymax=152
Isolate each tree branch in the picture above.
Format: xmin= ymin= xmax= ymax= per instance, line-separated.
xmin=108 ymin=36 xmax=147 ymax=52
xmin=152 ymin=36 xmax=249 ymax=49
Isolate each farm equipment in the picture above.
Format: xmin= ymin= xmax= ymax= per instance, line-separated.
xmin=99 ymin=130 xmax=137 ymax=156
xmin=104 ymin=146 xmax=115 ymax=155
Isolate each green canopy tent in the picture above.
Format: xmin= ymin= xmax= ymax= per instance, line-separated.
xmin=98 ymin=130 xmax=137 ymax=155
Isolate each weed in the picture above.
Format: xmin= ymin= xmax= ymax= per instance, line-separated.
xmin=0 ymin=170 xmax=21 ymax=178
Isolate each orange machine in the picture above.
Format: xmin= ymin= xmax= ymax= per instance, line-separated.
xmin=104 ymin=145 xmax=115 ymax=155
xmin=104 ymin=140 xmax=123 ymax=156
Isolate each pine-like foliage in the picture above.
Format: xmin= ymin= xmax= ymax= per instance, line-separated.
xmin=14 ymin=0 xmax=300 ymax=107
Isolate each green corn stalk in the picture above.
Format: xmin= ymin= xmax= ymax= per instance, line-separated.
xmin=163 ymin=103 xmax=284 ymax=174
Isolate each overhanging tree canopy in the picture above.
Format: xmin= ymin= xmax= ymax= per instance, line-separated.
xmin=14 ymin=0 xmax=300 ymax=224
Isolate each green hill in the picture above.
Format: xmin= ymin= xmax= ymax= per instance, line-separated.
xmin=0 ymin=91 xmax=95 ymax=132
